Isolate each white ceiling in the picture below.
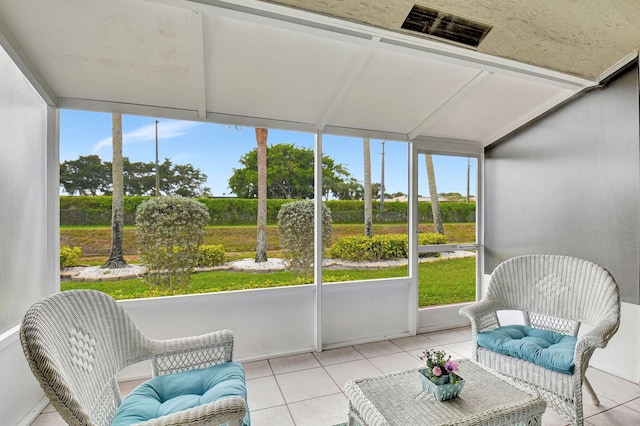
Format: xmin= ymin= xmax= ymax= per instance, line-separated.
xmin=0 ymin=0 xmax=615 ymax=147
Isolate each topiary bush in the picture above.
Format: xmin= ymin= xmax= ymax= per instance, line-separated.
xmin=327 ymin=232 xmax=448 ymax=262
xmin=277 ymin=200 xmax=332 ymax=276
xmin=60 ymin=245 xmax=82 ymax=268
xmin=135 ymin=195 xmax=211 ymax=290
xmin=197 ymin=244 xmax=226 ymax=267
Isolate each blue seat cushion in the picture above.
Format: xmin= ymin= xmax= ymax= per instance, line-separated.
xmin=111 ymin=361 xmax=250 ymax=426
xmin=477 ymin=325 xmax=576 ymax=375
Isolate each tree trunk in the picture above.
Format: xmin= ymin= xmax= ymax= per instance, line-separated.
xmin=255 ymin=127 xmax=268 ymax=263
xmin=103 ymin=113 xmax=127 ymax=268
xmin=425 ymin=154 xmax=444 ymax=235
xmin=363 ymin=138 xmax=373 ymax=237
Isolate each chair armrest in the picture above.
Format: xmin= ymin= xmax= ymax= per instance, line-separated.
xmin=575 ymin=318 xmax=620 ymax=356
xmin=133 ymin=395 xmax=247 ymax=426
xmin=146 ymin=329 xmax=235 ymax=376
xmin=573 ymin=317 xmax=620 ymax=376
xmin=459 ymin=299 xmax=502 ymax=333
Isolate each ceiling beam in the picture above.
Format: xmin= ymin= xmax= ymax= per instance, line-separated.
xmin=189 ymin=10 xmax=207 ymax=119
xmin=408 ymin=71 xmax=489 ymax=140
xmin=316 ymin=36 xmax=380 ymax=129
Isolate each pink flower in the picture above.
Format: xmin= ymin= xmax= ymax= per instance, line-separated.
xmin=432 ymin=366 xmax=442 ymax=377
xmin=444 ymin=360 xmax=459 ymax=373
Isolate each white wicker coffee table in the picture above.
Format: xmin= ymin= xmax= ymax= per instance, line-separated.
xmin=345 ymin=359 xmax=546 ymax=425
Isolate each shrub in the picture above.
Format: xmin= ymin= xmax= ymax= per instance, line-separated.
xmin=135 ymin=195 xmax=211 ymax=290
xmin=197 ymin=244 xmax=226 ymax=267
xmin=277 ymin=200 xmax=332 ymax=276
xmin=418 ymin=232 xmax=448 ymax=246
xmin=60 ymin=245 xmax=82 ymax=268
xmin=328 ymin=232 xmax=448 ymax=261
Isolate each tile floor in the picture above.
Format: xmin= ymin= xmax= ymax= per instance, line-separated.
xmin=31 ymin=326 xmax=640 ymax=425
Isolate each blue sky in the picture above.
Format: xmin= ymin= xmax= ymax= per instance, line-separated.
xmin=60 ymin=110 xmax=476 ymax=198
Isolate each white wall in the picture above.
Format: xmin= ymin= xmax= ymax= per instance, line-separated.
xmin=323 ymin=278 xmax=414 ymax=347
xmin=0 ymin=45 xmax=58 ymax=425
xmin=590 ymin=302 xmax=640 ymax=383
xmin=117 ymin=279 xmax=419 ymax=379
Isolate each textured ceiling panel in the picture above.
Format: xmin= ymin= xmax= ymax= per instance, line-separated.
xmin=269 ymin=0 xmax=640 ymax=80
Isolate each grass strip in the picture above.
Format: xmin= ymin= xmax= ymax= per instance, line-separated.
xmin=62 ymin=256 xmax=476 ymax=307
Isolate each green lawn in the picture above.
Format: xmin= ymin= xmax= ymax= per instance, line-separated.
xmin=62 ymin=256 xmax=477 ymax=307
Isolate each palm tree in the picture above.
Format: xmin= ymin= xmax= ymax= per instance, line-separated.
xmin=103 ymin=113 xmax=127 ymax=268
xmin=363 ymin=138 xmax=373 ymax=237
xmin=255 ymin=127 xmax=268 ymax=262
xmin=425 ymin=154 xmax=444 ymax=235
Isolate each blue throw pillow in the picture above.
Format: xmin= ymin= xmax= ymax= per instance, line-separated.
xmin=111 ymin=361 xmax=250 ymax=426
xmin=477 ymin=324 xmax=576 ymax=374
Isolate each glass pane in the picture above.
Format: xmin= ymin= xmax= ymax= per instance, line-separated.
xmin=322 ymin=137 xmax=409 ymax=283
xmin=59 ymin=111 xmax=323 ymax=296
xmin=417 ymin=153 xmax=477 ymax=307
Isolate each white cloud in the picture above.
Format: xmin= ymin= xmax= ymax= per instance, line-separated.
xmin=93 ymin=120 xmax=201 ymax=152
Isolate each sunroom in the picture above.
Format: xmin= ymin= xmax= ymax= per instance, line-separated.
xmin=2 ymin=1 xmax=640 ymax=425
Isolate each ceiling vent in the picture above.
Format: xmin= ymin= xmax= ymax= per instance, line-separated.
xmin=401 ymin=5 xmax=492 ymax=48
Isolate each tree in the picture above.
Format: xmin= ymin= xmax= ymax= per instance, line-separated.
xmin=332 ymin=177 xmax=363 ymax=200
xmin=228 ymin=143 xmax=352 ymax=199
xmin=103 ymin=113 xmax=127 ymax=268
xmin=255 ymin=127 xmax=268 ymax=263
xmin=60 ymin=155 xmax=110 ymax=195
xmin=122 ymin=158 xmax=155 ymax=196
xmin=363 ymin=138 xmax=373 ymax=237
xmin=160 ymin=161 xmax=211 ymax=197
xmin=60 ymin=156 xmax=211 ymax=197
xmin=441 ymin=192 xmax=465 ymax=202
xmin=425 ymin=154 xmax=444 ymax=234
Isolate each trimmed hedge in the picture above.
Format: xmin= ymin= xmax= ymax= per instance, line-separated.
xmin=327 ymin=232 xmax=448 ymax=262
xmin=60 ymin=196 xmax=475 ymax=226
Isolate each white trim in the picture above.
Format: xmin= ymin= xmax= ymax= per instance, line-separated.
xmin=408 ymin=142 xmax=419 ymax=334
xmin=189 ymin=10 xmax=207 ymax=119
xmin=475 ymin=152 xmax=485 ymax=301
xmin=599 ymin=50 xmax=639 ymax=83
xmin=313 ymin=129 xmax=323 ymax=352
xmin=47 ymin=106 xmax=60 ymax=294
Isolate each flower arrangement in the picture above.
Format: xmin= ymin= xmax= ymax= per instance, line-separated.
xmin=417 ymin=349 xmax=461 ymax=384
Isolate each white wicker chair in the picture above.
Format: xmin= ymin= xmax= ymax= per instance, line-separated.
xmin=20 ymin=289 xmax=248 ymax=426
xmin=459 ymin=255 xmax=620 ymax=426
